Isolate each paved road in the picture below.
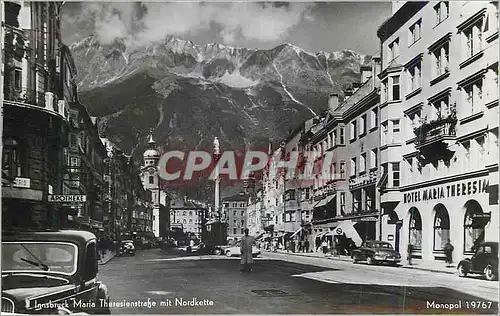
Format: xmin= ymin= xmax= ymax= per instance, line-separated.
xmin=98 ymin=249 xmax=498 ymax=314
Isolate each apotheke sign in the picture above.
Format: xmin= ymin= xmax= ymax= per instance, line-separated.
xmin=404 ymin=179 xmax=488 ymax=204
xmin=48 ymin=195 xmax=87 ymax=203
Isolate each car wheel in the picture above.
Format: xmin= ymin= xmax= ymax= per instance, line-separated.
xmin=458 ymin=263 xmax=468 ymax=278
xmin=367 ymin=256 xmax=375 ymax=265
xmin=352 ymin=255 xmax=359 ymax=264
xmin=214 ymin=249 xmax=222 ymax=256
xmin=226 ymin=250 xmax=232 ymax=257
xmin=485 ymin=265 xmax=497 ymax=281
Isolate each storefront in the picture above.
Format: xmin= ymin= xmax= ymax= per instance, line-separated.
xmin=382 ymin=174 xmax=497 ymax=262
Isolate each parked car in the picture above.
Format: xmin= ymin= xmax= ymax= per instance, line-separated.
xmin=1 ymin=229 xmax=110 ymax=314
xmin=351 ymin=241 xmax=401 ymax=265
xmin=224 ymin=241 xmax=261 ymax=257
xmin=458 ymin=242 xmax=498 ymax=281
xmin=118 ymin=240 xmax=135 ymax=256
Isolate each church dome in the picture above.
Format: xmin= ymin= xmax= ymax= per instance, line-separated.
xmin=143 ymin=149 xmax=160 ymax=158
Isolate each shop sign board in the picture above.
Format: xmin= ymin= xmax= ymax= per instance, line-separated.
xmin=13 ymin=177 xmax=31 ymax=188
xmin=403 ymin=179 xmax=488 ymax=204
xmin=48 ymin=195 xmax=87 ymax=203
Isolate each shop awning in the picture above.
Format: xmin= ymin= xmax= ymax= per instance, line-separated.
xmin=314 ymin=195 xmax=335 ymax=209
xmin=315 ymin=231 xmax=328 ymax=239
xmin=326 ymin=220 xmax=363 ymax=247
xmin=290 ymin=227 xmax=303 ymax=238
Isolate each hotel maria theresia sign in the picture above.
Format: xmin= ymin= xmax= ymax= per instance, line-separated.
xmin=403 ymin=179 xmax=489 ymax=204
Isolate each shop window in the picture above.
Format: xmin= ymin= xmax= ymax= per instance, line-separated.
xmin=409 ymin=207 xmax=422 ymax=250
xmin=233 ymin=228 xmax=237 ymax=234
xmin=464 ymin=200 xmax=486 ymax=253
xmin=433 ymin=205 xmax=450 ymax=250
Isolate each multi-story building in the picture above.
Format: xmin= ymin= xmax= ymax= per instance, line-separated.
xmin=223 ymin=193 xmax=249 ymax=238
xmin=170 ymin=196 xmax=207 ymax=238
xmin=129 ymin=175 xmax=154 ymax=233
xmin=2 ymin=1 xmax=70 ymax=228
xmin=246 ymin=192 xmax=263 ymax=237
xmin=307 ymin=57 xmax=381 ymax=250
xmin=377 ymin=1 xmax=499 ymax=262
xmin=139 ymin=132 xmax=171 ymax=237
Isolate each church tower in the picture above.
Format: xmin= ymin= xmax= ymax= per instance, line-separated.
xmin=140 ymin=131 xmax=161 ymax=237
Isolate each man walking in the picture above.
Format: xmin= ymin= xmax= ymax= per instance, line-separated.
xmin=444 ymin=239 xmax=454 ymax=267
xmin=240 ymin=228 xmax=254 ymax=272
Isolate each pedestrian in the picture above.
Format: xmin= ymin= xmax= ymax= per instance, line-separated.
xmin=321 ymin=239 xmax=328 ymax=256
xmin=240 ymin=228 xmax=254 ymax=272
xmin=305 ymin=240 xmax=310 ymax=253
xmin=330 ymin=238 xmax=337 ymax=257
xmin=444 ymin=239 xmax=454 ymax=267
xmin=407 ymin=243 xmax=414 ymax=266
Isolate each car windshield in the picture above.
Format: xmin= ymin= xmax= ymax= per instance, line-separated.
xmin=2 ymin=242 xmax=78 ymax=275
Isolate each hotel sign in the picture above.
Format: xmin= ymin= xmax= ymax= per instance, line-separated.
xmin=404 ymin=179 xmax=489 ymax=204
xmin=48 ymin=195 xmax=87 ymax=202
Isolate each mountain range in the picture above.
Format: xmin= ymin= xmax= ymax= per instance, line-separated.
xmin=69 ymin=35 xmax=370 ymax=198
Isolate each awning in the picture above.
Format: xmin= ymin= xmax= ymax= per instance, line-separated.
xmin=315 ymin=231 xmax=328 ymax=239
xmin=314 ymin=195 xmax=335 ymax=208
xmin=328 ymin=220 xmax=363 ymax=247
xmin=290 ymin=227 xmax=303 ymax=238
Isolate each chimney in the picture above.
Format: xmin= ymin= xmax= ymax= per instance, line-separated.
xmin=372 ymin=56 xmax=382 ymax=86
xmin=328 ymin=93 xmax=339 ymax=111
xmin=360 ymin=65 xmax=372 ymax=83
xmin=344 ymin=87 xmax=354 ymax=99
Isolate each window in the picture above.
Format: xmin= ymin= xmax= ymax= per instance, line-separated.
xmin=392 ymin=76 xmax=400 ymax=100
xmin=189 ymin=211 xmax=193 ymax=216
xmin=233 ymin=228 xmax=237 ymax=234
xmin=392 ymin=120 xmax=400 ymax=133
xmin=350 ymin=121 xmax=357 ymax=140
xmin=183 ymin=219 xmax=187 ymax=224
xmin=340 ymin=192 xmax=346 ymax=215
xmin=370 ymin=149 xmax=377 ymax=169
xmin=365 ymin=187 xmax=375 ymax=211
xmin=241 ymin=228 xmax=244 ymax=234
xmin=392 ymin=162 xmax=400 ymax=187
xmin=462 ymin=79 xmax=483 ymax=116
xmin=360 ymin=115 xmax=367 ymax=136
xmin=462 ymin=20 xmax=483 ymax=60
xmin=434 ymin=1 xmax=449 ymax=25
xmin=241 ymin=220 xmax=245 ymax=226
xmin=464 ymin=200 xmax=486 ymax=253
xmin=352 ymin=190 xmax=361 ymax=214
xmin=360 ymin=154 xmax=366 ymax=173
xmin=339 ymin=128 xmax=345 ymax=145
xmin=430 ymin=94 xmax=452 ymax=120
xmin=2 ymin=138 xmax=22 ymax=178
xmin=431 ymin=42 xmax=449 ymax=78
xmin=350 ymin=158 xmax=357 ymax=177
xmin=370 ymin=108 xmax=378 ymax=129
xmin=381 ymin=121 xmax=388 ymax=145
xmin=434 ymin=206 xmax=450 ymax=251
xmin=233 ymin=211 xmax=236 ymax=217
xmin=408 ymin=61 xmax=422 ymax=91
xmin=189 ymin=219 xmax=192 ymax=223
xmin=84 ymin=242 xmax=98 ymax=281
xmin=340 ymin=161 xmax=346 ymax=178
xmin=409 ymin=19 xmax=422 ymax=45
xmin=241 ymin=211 xmax=244 ymax=216
xmin=14 ymin=68 xmax=22 ymax=91
xmin=388 ymin=38 xmax=399 ymax=61
xmin=409 ymin=207 xmax=422 ymax=250
xmin=407 ymin=157 xmax=414 ymax=179
xmin=382 ymin=78 xmax=389 ymax=102
xmin=183 ymin=211 xmax=186 ymax=216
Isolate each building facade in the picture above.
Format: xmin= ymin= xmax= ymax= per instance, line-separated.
xmin=170 ymin=197 xmax=207 ymax=238
xmin=377 ymin=1 xmax=499 ymax=262
xmin=223 ymin=193 xmax=249 ymax=238
xmin=2 ymin=1 xmax=70 ymax=228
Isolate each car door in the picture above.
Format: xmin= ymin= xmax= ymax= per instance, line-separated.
xmin=77 ymin=241 xmax=100 ymax=306
xmin=471 ymin=245 xmax=488 ymax=272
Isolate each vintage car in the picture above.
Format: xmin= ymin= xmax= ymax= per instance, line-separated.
xmin=1 ymin=229 xmax=110 ymax=314
xmin=458 ymin=242 xmax=498 ymax=281
xmin=224 ymin=240 xmax=261 ymax=257
xmin=118 ymin=240 xmax=135 ymax=256
xmin=351 ymin=240 xmax=401 ymax=265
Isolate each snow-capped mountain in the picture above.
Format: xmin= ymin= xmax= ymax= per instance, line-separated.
xmin=70 ymin=35 xmax=370 ymax=158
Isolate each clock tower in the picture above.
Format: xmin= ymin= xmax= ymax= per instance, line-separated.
xmin=141 ymin=131 xmax=162 ymax=237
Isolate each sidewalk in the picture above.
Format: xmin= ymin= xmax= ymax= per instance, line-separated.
xmin=266 ymin=249 xmax=457 ymax=275
xmin=98 ymin=250 xmax=116 ymax=265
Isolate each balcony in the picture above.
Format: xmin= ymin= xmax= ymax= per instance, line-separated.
xmin=349 ymin=169 xmax=379 ymax=189
xmin=414 ymin=114 xmax=457 ymax=149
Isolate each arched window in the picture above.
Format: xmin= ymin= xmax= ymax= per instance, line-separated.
xmin=149 ymin=176 xmax=154 ymax=184
xmin=464 ymin=200 xmax=486 ymax=253
xmin=409 ymin=207 xmax=422 ymax=250
xmin=433 ymin=204 xmax=450 ymax=250
xmin=189 ymin=211 xmax=193 ymax=216
xmin=183 ymin=219 xmax=186 ymax=224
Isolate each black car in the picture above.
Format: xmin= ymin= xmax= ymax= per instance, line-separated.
xmin=2 ymin=229 xmax=110 ymax=314
xmin=351 ymin=241 xmax=401 ymax=265
xmin=458 ymin=242 xmax=498 ymax=281
xmin=118 ymin=240 xmax=136 ymax=256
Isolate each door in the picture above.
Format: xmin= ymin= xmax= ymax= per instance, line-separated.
xmin=395 ymin=221 xmax=402 ymax=253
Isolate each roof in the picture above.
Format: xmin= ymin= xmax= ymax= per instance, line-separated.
xmin=2 ymin=229 xmax=97 ymax=246
xmin=170 ymin=198 xmax=205 ymax=210
xmin=222 ymin=193 xmax=248 ymax=202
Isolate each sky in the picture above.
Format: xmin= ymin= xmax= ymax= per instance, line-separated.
xmin=61 ymin=2 xmax=391 ymax=55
